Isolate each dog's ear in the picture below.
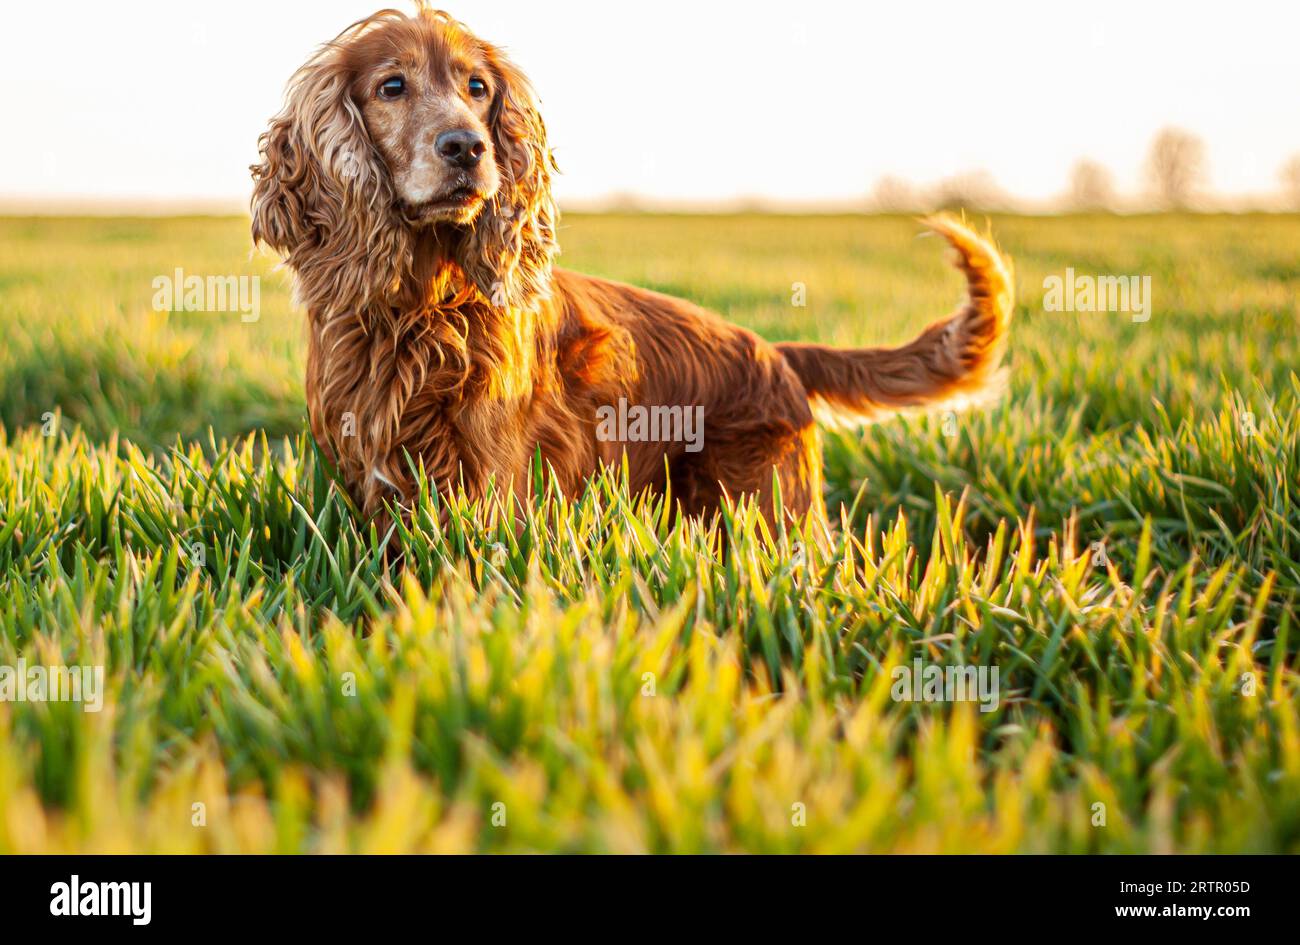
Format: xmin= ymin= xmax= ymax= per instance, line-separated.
xmin=250 ymin=42 xmax=409 ymax=321
xmin=459 ymin=45 xmax=558 ymax=311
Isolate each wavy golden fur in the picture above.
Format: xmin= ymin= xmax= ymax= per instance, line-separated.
xmin=251 ymin=5 xmax=1014 ymax=529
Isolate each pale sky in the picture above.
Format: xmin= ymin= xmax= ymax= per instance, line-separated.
xmin=2 ymin=0 xmax=1296 ymax=209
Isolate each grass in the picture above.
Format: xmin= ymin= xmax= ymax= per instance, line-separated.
xmin=0 ymin=212 xmax=1296 ymax=852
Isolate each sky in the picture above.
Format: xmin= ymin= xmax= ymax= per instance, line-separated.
xmin=2 ymin=0 xmax=1297 ymax=210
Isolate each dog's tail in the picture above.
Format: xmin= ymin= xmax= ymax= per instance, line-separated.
xmin=776 ymin=215 xmax=1014 ymax=427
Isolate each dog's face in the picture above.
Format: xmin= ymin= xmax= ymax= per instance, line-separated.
xmin=344 ymin=19 xmax=501 ymax=226
xmin=252 ymin=8 xmax=558 ymax=316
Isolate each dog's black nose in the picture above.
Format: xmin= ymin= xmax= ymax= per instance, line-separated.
xmin=436 ymin=130 xmax=486 ymax=169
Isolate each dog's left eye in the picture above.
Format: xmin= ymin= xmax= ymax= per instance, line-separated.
xmin=467 ymin=77 xmax=487 ymax=99
xmin=378 ymin=76 xmax=405 ymax=99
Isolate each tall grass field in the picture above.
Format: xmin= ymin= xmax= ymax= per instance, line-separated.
xmin=0 ymin=212 xmax=1296 ymax=853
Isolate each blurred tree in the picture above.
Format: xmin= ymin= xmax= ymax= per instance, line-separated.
xmin=870 ymin=175 xmax=919 ymax=213
xmin=1144 ymin=127 xmax=1206 ymax=210
xmin=930 ymin=171 xmax=1007 ymax=212
xmin=1068 ymin=159 xmax=1116 ymax=211
xmin=1280 ymin=155 xmax=1300 ymax=210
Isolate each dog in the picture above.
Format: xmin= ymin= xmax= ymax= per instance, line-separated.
xmin=251 ymin=5 xmax=1013 ymax=530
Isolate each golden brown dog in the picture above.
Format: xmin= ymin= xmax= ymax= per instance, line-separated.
xmin=251 ymin=5 xmax=1013 ymax=528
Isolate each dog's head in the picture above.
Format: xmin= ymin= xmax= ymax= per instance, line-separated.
xmin=251 ymin=6 xmax=556 ymax=317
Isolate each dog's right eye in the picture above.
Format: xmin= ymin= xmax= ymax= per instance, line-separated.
xmin=378 ymin=76 xmax=405 ymax=99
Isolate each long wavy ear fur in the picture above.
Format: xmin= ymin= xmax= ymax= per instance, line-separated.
xmin=250 ymin=15 xmax=411 ymax=322
xmin=457 ymin=43 xmax=559 ymax=311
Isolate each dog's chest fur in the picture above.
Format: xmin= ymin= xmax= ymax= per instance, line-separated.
xmin=306 ymin=303 xmax=535 ymax=516
xmin=304 ymin=295 xmax=634 ymax=518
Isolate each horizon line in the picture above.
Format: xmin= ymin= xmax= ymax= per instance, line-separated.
xmin=2 ymin=192 xmax=1297 ymax=218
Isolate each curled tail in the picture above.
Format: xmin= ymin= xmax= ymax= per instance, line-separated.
xmin=777 ymin=215 xmax=1014 ymax=427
